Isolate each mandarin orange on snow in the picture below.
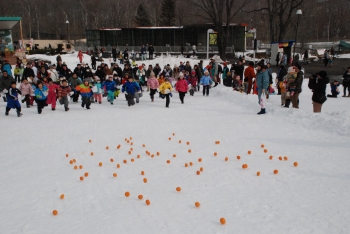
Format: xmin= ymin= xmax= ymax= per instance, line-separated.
xmin=220 ymin=218 xmax=226 ymax=225
xmin=195 ymin=202 xmax=200 ymax=207
xmin=143 ymin=178 xmax=148 ymax=183
xmin=60 ymin=194 xmax=64 ymax=199
xmin=52 ymin=210 xmax=58 ymax=215
xmin=225 ymin=157 xmax=229 ymax=161
xmin=141 ymin=171 xmax=145 ymax=175
xmin=117 ymin=164 xmax=120 ymax=168
xmin=257 ymin=171 xmax=261 ymax=176
xmin=248 ymin=151 xmax=252 ymax=155
xmin=237 ymin=155 xmax=241 ymax=160
xmin=176 ymin=187 xmax=181 ymax=192
xmin=264 ymin=149 xmax=268 ymax=153
xmin=138 ymin=195 xmax=143 ymax=200
xmin=198 ymin=158 xmax=202 ymax=162
xmin=284 ymin=156 xmax=288 ymax=161
xmin=274 ymin=170 xmax=279 ymax=174
xmin=125 ymin=192 xmax=130 ymax=197
xmin=294 ymin=162 xmax=298 ymax=167
xmin=269 ymin=156 xmax=273 ymax=160
xmin=99 ymin=162 xmax=102 ymax=167
xmin=113 ymin=173 xmax=117 ymax=177
xmin=145 ymin=199 xmax=150 ymax=205
xmin=80 ymin=176 xmax=84 ymax=181
xmin=84 ymin=172 xmax=89 ymax=177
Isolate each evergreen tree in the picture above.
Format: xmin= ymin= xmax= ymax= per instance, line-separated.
xmin=135 ymin=4 xmax=152 ymax=26
xmin=159 ymin=0 xmax=177 ymax=26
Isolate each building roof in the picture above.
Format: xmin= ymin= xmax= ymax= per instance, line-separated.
xmin=0 ymin=17 xmax=21 ymax=30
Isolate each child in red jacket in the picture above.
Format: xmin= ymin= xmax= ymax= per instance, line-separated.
xmin=175 ymin=72 xmax=188 ymax=104
xmin=46 ymin=78 xmax=59 ymax=110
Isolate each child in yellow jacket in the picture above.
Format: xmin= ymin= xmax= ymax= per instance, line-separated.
xmin=14 ymin=65 xmax=21 ymax=83
xmin=159 ymin=78 xmax=172 ymax=108
xmin=279 ymin=79 xmax=287 ymax=106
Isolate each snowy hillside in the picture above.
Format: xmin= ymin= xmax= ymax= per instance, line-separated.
xmin=0 ymin=54 xmax=350 ymax=234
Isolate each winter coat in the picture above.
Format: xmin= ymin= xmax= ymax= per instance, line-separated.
xmin=158 ymin=77 xmax=165 ymax=85
xmin=141 ymin=47 xmax=147 ymax=54
xmin=102 ymin=80 xmax=116 ymax=92
xmin=188 ymin=75 xmax=198 ymax=87
xmin=277 ymin=68 xmax=287 ymax=81
xmin=77 ymin=51 xmax=84 ymax=59
xmin=113 ymin=67 xmax=123 ymax=77
xmin=330 ymin=83 xmax=340 ymax=94
xmin=14 ymin=68 xmax=21 ymax=75
xmin=49 ymin=69 xmax=59 ymax=82
xmin=68 ymin=77 xmax=83 ymax=90
xmin=122 ymin=81 xmax=140 ymax=95
xmin=93 ymin=82 xmax=102 ymax=94
xmin=173 ymin=68 xmax=180 ymax=79
xmin=200 ymin=75 xmax=213 ymax=86
xmin=159 ymin=82 xmax=173 ymax=94
xmin=148 ymin=46 xmax=154 ymax=54
xmin=257 ymin=70 xmax=270 ymax=98
xmin=22 ymin=68 xmax=35 ymax=79
xmin=19 ymin=83 xmax=34 ymax=96
xmin=244 ymin=65 xmax=256 ymax=81
xmin=57 ymin=85 xmax=71 ymax=98
xmin=47 ymin=84 xmax=59 ymax=96
xmin=2 ymin=63 xmax=12 ymax=76
xmin=342 ymin=72 xmax=350 ymax=86
xmin=290 ymin=71 xmax=304 ymax=93
xmin=6 ymin=87 xmax=21 ymax=109
xmin=95 ymin=69 xmax=105 ymax=80
xmin=147 ymin=78 xmax=159 ymax=89
xmin=37 ymin=70 xmax=50 ymax=80
xmin=153 ymin=67 xmax=161 ymax=77
xmin=74 ymin=67 xmax=85 ymax=78
xmin=184 ymin=65 xmax=192 ymax=74
xmin=222 ymin=66 xmax=229 ymax=79
xmin=0 ymin=75 xmax=15 ymax=90
xmin=76 ymin=84 xmax=92 ymax=97
xmin=122 ymin=68 xmax=133 ymax=78
xmin=162 ymin=68 xmax=172 ymax=78
xmin=308 ymin=77 xmax=329 ymax=104
xmin=34 ymin=86 xmax=48 ymax=100
xmin=175 ymin=79 xmax=189 ymax=92
xmin=91 ymin=56 xmax=97 ymax=64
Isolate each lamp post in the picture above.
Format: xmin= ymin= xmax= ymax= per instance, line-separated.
xmin=293 ymin=9 xmax=302 ymax=65
xmin=207 ymin=29 xmax=214 ymax=59
xmin=66 ymin=20 xmax=70 ymax=41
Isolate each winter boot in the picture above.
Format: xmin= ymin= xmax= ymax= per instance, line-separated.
xmin=257 ymin=108 xmax=266 ymax=115
xmin=5 ymin=111 xmax=9 ymax=116
xmin=284 ymin=99 xmax=291 ymax=108
xmin=17 ymin=111 xmax=22 ymax=117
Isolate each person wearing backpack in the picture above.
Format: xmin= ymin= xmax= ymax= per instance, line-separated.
xmin=308 ymin=71 xmax=329 ymax=113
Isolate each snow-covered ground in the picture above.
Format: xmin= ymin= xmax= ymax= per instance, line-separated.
xmin=1 ymin=54 xmax=350 ymax=234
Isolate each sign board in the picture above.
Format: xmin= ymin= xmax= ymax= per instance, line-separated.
xmin=209 ymin=33 xmax=217 ymax=45
xmin=245 ymin=33 xmax=254 ymax=38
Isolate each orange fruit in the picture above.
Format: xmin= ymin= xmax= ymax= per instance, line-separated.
xmin=80 ymin=176 xmax=84 ymax=181
xmin=128 ymin=151 xmax=132 ymax=155
xmin=117 ymin=164 xmax=120 ymax=168
xmin=179 ymin=140 xmax=182 ymax=143
xmin=188 ymin=149 xmax=192 ymax=153
xmin=157 ymin=152 xmax=160 ymax=156
xmin=169 ymin=137 xmax=172 ymax=140
xmin=196 ymin=171 xmax=200 ymax=175
xmin=225 ymin=157 xmax=228 ymax=161
xmin=273 ymin=170 xmax=278 ymax=174
xmin=69 ymin=160 xmax=73 ymax=164
xmin=294 ymin=162 xmax=298 ymax=167
xmin=279 ymin=156 xmax=282 ymax=160
xmin=99 ymin=162 xmax=102 ymax=167
xmin=167 ymin=160 xmax=171 ymax=164
xmin=130 ymin=137 xmax=132 ymax=140
xmin=123 ymin=160 xmax=127 ymax=164
xmin=60 ymin=194 xmax=64 ymax=199
xmin=198 ymin=158 xmax=202 ymax=162
xmin=89 ymin=140 xmax=91 ymax=143
xmin=142 ymin=144 xmax=146 ymax=147
xmin=217 ymin=141 xmax=220 ymax=144
xmin=66 ymin=154 xmax=69 ymax=157
xmin=52 ymin=210 xmax=58 ymax=215
xmin=138 ymin=194 xmax=143 ymax=200
xmin=195 ymin=202 xmax=200 ymax=207
xmin=257 ymin=171 xmax=261 ymax=176
xmin=176 ymin=187 xmax=181 ymax=192
xmin=141 ymin=171 xmax=145 ymax=175
xmin=127 ymin=140 xmax=130 ymax=143
xmin=110 ymin=158 xmax=114 ymax=162
xmin=143 ymin=178 xmax=148 ymax=183
xmin=130 ymin=142 xmax=133 ymax=146
xmin=189 ymin=162 xmax=193 ymax=166
xmin=131 ymin=158 xmax=134 ymax=162
xmin=145 ymin=199 xmax=150 ymax=205
xmin=187 ymin=141 xmax=190 ymax=145
xmin=90 ymin=152 xmax=94 ymax=156
xmin=242 ymin=164 xmax=248 ymax=169
xmin=74 ymin=165 xmax=77 ymax=170
xmin=185 ymin=163 xmax=188 ymax=167
xmin=269 ymin=156 xmax=273 ymax=160
xmin=200 ymin=167 xmax=204 ymax=172
xmin=284 ymin=156 xmax=288 ymax=161
xmin=261 ymin=144 xmax=264 ymax=148
xmin=173 ymin=154 xmax=177 ymax=158
xmin=173 ymin=133 xmax=175 ymax=136
xmin=84 ymin=172 xmax=89 ymax=177
xmin=220 ymin=218 xmax=226 ymax=225
xmin=79 ymin=165 xmax=83 ymax=169
xmin=117 ymin=145 xmax=121 ymax=149
xmin=113 ymin=173 xmax=117 ymax=177
xmin=106 ymin=146 xmax=109 ymax=150
xmin=137 ymin=155 xmax=140 ymax=159
xmin=130 ymin=148 xmax=133 ymax=151
xmin=264 ymin=149 xmax=268 ymax=153
xmin=73 ymin=159 xmax=76 ymax=163
xmin=237 ymin=156 xmax=241 ymax=160
xmin=125 ymin=138 xmax=127 ymax=141
xmin=248 ymin=151 xmax=252 ymax=155
xmin=151 ymin=154 xmax=154 ymax=158
xmin=125 ymin=191 xmax=130 ymax=197
xmin=214 ymin=152 xmax=217 ymax=156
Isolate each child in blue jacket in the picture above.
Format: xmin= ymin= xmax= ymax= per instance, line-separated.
xmin=5 ymin=81 xmax=22 ymax=117
xmin=200 ymin=70 xmax=213 ymax=96
xmin=122 ymin=77 xmax=140 ymax=107
xmin=34 ymin=81 xmax=49 ymax=114
xmin=102 ymin=76 xmax=117 ymax=105
xmin=327 ymin=80 xmax=340 ymax=98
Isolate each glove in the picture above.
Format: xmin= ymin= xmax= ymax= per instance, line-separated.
xmin=2 ymin=89 xmax=8 ymax=94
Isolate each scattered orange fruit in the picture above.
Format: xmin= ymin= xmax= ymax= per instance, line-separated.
xmin=242 ymin=164 xmax=248 ymax=169
xmin=73 ymin=159 xmax=76 ymax=163
xmin=113 ymin=173 xmax=117 ymax=177
xmin=130 ymin=148 xmax=133 ymax=151
xmin=110 ymin=158 xmax=114 ymax=162
xmin=138 ymin=194 xmax=143 ymax=200
xmin=261 ymin=144 xmax=264 ymax=148
xmin=141 ymin=171 xmax=145 ymax=175
xmin=220 ymin=218 xmax=226 ymax=225
xmin=89 ymin=140 xmax=91 ymax=143
xmin=74 ymin=165 xmax=77 ymax=170
xmin=157 ymin=152 xmax=160 ymax=156
xmin=80 ymin=176 xmax=84 ymax=181
xmin=79 ymin=165 xmax=83 ymax=169
xmin=123 ymin=160 xmax=127 ymax=164
xmin=248 ymin=150 xmax=252 ymax=155
xmin=60 ymin=194 xmax=64 ymax=199
xmin=214 ymin=152 xmax=217 ymax=156
xmin=130 ymin=142 xmax=133 ymax=146
xmin=269 ymin=156 xmax=273 ymax=160
xmin=69 ymin=160 xmax=73 ymax=164
xmin=131 ymin=158 xmax=134 ymax=162
xmin=294 ymin=162 xmax=298 ymax=167
xmin=125 ymin=191 xmax=130 ymax=197
xmin=188 ymin=149 xmax=192 ymax=153
xmin=196 ymin=171 xmax=200 ymax=175
xmin=66 ymin=154 xmax=69 ymax=157
xmin=279 ymin=156 xmax=282 ymax=160
xmin=169 ymin=137 xmax=172 ymax=140
xmin=237 ymin=156 xmax=241 ymax=160
xmin=264 ymin=149 xmax=268 ymax=153
xmin=173 ymin=133 xmax=175 ymax=136
xmin=225 ymin=157 xmax=228 ymax=161
xmin=128 ymin=151 xmax=132 ymax=155
xmin=143 ymin=178 xmax=148 ymax=183
xmin=187 ymin=141 xmax=190 ymax=145
xmin=145 ymin=199 xmax=150 ymax=205
xmin=179 ymin=140 xmax=182 ymax=143
xmin=90 ymin=152 xmax=94 ymax=156
xmin=127 ymin=140 xmax=130 ymax=143
xmin=84 ymin=172 xmax=89 ymax=177
xmin=189 ymin=162 xmax=193 ymax=166
xmin=151 ymin=154 xmax=154 ymax=158
xmin=106 ymin=146 xmax=109 ymax=150
xmin=195 ymin=202 xmax=200 ymax=207
xmin=200 ymin=167 xmax=204 ymax=172
xmin=257 ymin=171 xmax=261 ymax=176
xmin=130 ymin=137 xmax=132 ymax=140
xmin=142 ymin=144 xmax=146 ymax=147
xmin=117 ymin=145 xmax=121 ymax=149
xmin=117 ymin=164 xmax=120 ymax=168
xmin=273 ymin=170 xmax=279 ymax=174
xmin=284 ymin=156 xmax=288 ymax=161
xmin=198 ymin=158 xmax=202 ymax=162
xmin=173 ymin=154 xmax=177 ymax=158
xmin=99 ymin=162 xmax=102 ymax=167
xmin=167 ymin=160 xmax=171 ymax=164
xmin=185 ymin=163 xmax=188 ymax=167
xmin=52 ymin=210 xmax=58 ymax=215
xmin=176 ymin=187 xmax=181 ymax=192
xmin=137 ymin=155 xmax=140 ymax=159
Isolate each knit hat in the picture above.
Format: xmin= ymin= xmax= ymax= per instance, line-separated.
xmin=317 ymin=71 xmax=327 ymax=79
xmin=179 ymin=72 xmax=184 ymax=77
xmin=84 ymin=79 xmax=90 ymax=83
xmin=150 ymin=72 xmax=155 ymax=77
xmin=191 ymin=70 xmax=196 ymax=75
xmin=95 ymin=77 xmax=100 ymax=81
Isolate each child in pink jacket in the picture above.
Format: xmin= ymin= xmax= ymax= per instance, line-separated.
xmin=147 ymin=72 xmax=159 ymax=102
xmin=19 ymin=77 xmax=34 ymax=108
xmin=46 ymin=78 xmax=60 ymax=110
xmin=175 ymin=72 xmax=189 ymax=104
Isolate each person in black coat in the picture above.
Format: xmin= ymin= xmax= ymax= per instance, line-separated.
xmin=22 ymin=63 xmax=35 ymax=79
xmin=153 ymin=64 xmax=161 ymax=77
xmin=148 ymin=45 xmax=154 ymax=60
xmin=112 ymin=47 xmax=117 ymax=62
xmin=308 ymin=71 xmax=329 ymax=113
xmin=95 ymin=66 xmax=105 ymax=82
xmin=91 ymin=55 xmax=97 ymax=70
xmin=74 ymin=64 xmax=85 ymax=79
xmin=342 ymin=67 xmax=350 ymax=97
xmin=112 ymin=64 xmax=123 ymax=78
xmin=277 ymin=65 xmax=287 ymax=95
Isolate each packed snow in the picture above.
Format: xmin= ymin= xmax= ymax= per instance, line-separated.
xmin=0 ymin=53 xmax=350 ymax=234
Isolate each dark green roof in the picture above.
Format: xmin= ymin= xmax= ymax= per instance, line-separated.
xmin=0 ymin=17 xmax=21 ymax=29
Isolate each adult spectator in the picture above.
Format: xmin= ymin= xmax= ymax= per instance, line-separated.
xmin=342 ymin=67 xmax=350 ymax=97
xmin=243 ymin=62 xmax=256 ymax=94
xmin=22 ymin=63 xmax=35 ymax=80
xmin=290 ymin=64 xmax=304 ymax=108
xmin=140 ymin=45 xmax=147 ymax=61
xmin=0 ymin=70 xmax=15 ymax=102
xmin=153 ymin=64 xmax=161 ymax=77
xmin=308 ymin=71 xmax=329 ymax=113
xmin=112 ymin=47 xmax=117 ymax=62
xmin=148 ymin=44 xmax=154 ymax=60
xmin=276 ymin=65 xmax=287 ymax=95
